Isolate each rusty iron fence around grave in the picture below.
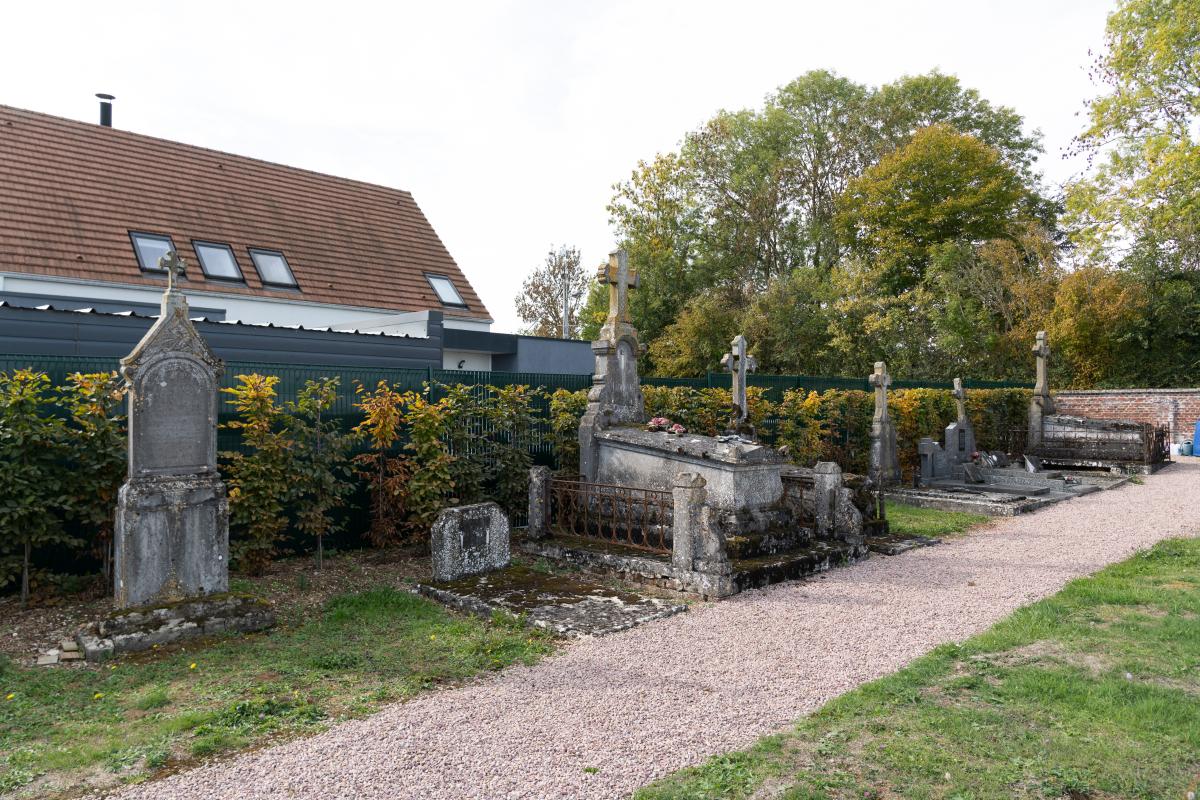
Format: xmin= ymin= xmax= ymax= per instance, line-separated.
xmin=547 ymin=477 xmax=673 ymax=554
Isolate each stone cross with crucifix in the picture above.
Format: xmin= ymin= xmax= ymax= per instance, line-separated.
xmin=1032 ymin=330 xmax=1051 ymax=400
xmin=1027 ymin=330 xmax=1056 ymax=447
xmin=720 ymin=334 xmax=757 ymax=428
xmin=867 ymin=360 xmax=901 ymax=486
xmin=868 ymin=361 xmax=892 ymax=424
xmin=953 ymin=377 xmax=967 ymax=422
xmin=597 ymin=249 xmax=639 ymax=338
xmin=160 ymin=251 xmax=186 ymax=293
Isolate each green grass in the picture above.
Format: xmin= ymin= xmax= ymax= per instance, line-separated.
xmin=887 ymin=502 xmax=989 ymax=538
xmin=635 ymin=537 xmax=1200 ymax=800
xmin=0 ymin=588 xmax=553 ymax=797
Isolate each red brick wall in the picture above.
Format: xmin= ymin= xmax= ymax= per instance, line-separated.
xmin=1055 ymin=389 xmax=1200 ymax=442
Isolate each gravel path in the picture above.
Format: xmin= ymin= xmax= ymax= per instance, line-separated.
xmin=112 ymin=460 xmax=1200 ymax=800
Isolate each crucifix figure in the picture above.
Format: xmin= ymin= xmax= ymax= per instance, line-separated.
xmin=720 ymin=334 xmax=757 ymax=427
xmin=597 ymin=249 xmax=638 ymax=328
xmin=868 ymin=361 xmax=891 ymax=424
xmin=159 ymin=251 xmax=186 ymax=293
xmin=1032 ymin=330 xmax=1051 ymax=399
xmin=952 ymin=377 xmax=967 ymax=422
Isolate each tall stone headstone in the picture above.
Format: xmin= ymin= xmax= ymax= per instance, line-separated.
xmin=868 ymin=361 xmax=901 ymax=486
xmin=720 ymin=334 xmax=757 ymax=431
xmin=945 ymin=377 xmax=977 ymax=463
xmin=579 ymin=249 xmax=646 ymax=480
xmin=114 ymin=253 xmax=229 ymax=609
xmin=1028 ymin=330 xmax=1055 ymax=448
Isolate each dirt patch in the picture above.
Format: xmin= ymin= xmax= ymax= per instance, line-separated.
xmin=974 ymin=640 xmax=1114 ymax=677
xmin=0 ymin=546 xmax=430 ymax=667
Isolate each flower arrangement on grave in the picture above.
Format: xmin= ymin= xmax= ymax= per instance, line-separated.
xmin=647 ymin=416 xmax=672 ymax=432
xmin=668 ymin=423 xmax=687 ymax=435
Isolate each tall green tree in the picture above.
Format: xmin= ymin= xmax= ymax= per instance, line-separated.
xmin=837 ymin=124 xmax=1030 ymax=293
xmin=1066 ymin=0 xmax=1200 ymax=266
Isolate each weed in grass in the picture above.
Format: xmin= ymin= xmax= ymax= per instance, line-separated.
xmin=133 ymin=686 xmax=170 ymax=711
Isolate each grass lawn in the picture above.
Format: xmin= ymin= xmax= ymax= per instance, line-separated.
xmin=887 ymin=502 xmax=989 ymax=539
xmin=635 ymin=536 xmax=1200 ymax=800
xmin=0 ymin=586 xmax=553 ymax=798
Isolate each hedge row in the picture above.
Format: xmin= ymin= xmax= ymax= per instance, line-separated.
xmin=1 ymin=367 xmax=1029 ymax=599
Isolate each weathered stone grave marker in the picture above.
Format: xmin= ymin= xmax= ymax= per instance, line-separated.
xmin=115 ymin=252 xmax=228 ymax=608
xmin=71 ymin=252 xmax=273 ymax=663
xmin=720 ymin=334 xmax=757 ymax=431
xmin=431 ymin=501 xmax=511 ymax=581
xmin=868 ymin=360 xmax=901 ymax=486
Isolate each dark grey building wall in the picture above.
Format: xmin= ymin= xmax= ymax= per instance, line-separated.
xmin=0 ymin=289 xmax=226 ymax=319
xmin=0 ymin=305 xmax=441 ymax=369
xmin=494 ymin=335 xmax=593 ymax=374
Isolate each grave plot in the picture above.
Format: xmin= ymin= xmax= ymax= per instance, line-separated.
xmin=522 ymin=251 xmax=871 ymax=599
xmin=1026 ymin=330 xmax=1171 ymax=475
xmin=885 ymin=374 xmax=1130 ymax=517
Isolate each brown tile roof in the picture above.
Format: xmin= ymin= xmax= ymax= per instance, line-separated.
xmin=0 ymin=104 xmax=491 ymax=320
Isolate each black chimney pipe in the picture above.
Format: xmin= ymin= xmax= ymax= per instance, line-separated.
xmin=96 ymin=93 xmax=114 ymax=127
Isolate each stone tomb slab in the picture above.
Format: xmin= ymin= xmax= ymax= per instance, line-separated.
xmin=415 ymin=564 xmax=687 ymax=638
xmin=593 ymin=427 xmax=786 ymax=512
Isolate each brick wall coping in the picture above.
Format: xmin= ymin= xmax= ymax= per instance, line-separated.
xmin=1056 ymin=388 xmax=1200 ymax=396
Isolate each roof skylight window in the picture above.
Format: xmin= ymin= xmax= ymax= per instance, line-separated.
xmin=193 ymin=241 xmax=244 ymax=281
xmin=129 ymin=231 xmax=177 ymax=273
xmin=426 ymin=274 xmax=466 ymax=307
xmin=248 ymin=248 xmax=298 ymax=288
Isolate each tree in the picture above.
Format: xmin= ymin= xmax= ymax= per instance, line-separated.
xmin=57 ymin=372 xmax=127 ymax=582
xmin=837 ymin=125 xmax=1029 ymax=293
xmin=0 ymin=370 xmax=73 ymax=606
xmin=286 ymin=377 xmax=356 ymax=571
xmin=1066 ymin=0 xmax=1200 ymax=267
xmin=514 ymin=245 xmax=589 ymax=338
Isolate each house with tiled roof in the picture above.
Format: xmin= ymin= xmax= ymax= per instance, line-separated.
xmin=0 ymin=99 xmax=591 ymax=373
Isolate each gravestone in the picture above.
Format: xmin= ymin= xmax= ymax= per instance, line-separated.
xmin=113 ymin=253 xmax=229 ymax=609
xmin=1028 ymin=330 xmax=1055 ymax=448
xmin=868 ymin=361 xmax=901 ymax=486
xmin=431 ymin=501 xmax=511 ymax=581
xmin=720 ymin=334 xmax=757 ymax=432
xmin=579 ymin=249 xmax=646 ymax=480
xmin=945 ymin=378 xmax=977 ymax=464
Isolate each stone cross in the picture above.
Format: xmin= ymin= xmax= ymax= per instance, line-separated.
xmin=1032 ymin=330 xmax=1051 ymax=398
xmin=953 ymin=377 xmax=967 ymax=422
xmin=598 ymin=249 xmax=639 ymax=326
xmin=720 ymin=334 xmax=757 ymax=426
xmin=869 ymin=361 xmax=891 ymax=423
xmin=160 ymin=251 xmax=186 ymax=293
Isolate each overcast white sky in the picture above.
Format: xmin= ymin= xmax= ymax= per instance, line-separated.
xmin=3 ymin=0 xmax=1115 ymax=331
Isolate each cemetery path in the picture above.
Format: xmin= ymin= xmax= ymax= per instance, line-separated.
xmin=112 ymin=460 xmax=1200 ymax=800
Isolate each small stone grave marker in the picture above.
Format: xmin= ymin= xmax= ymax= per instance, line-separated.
xmin=431 ymin=502 xmax=511 ymax=582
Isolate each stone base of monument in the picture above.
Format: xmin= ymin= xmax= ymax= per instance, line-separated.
xmin=75 ymin=594 xmax=275 ymax=661
xmin=414 ymin=563 xmax=687 ymax=637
